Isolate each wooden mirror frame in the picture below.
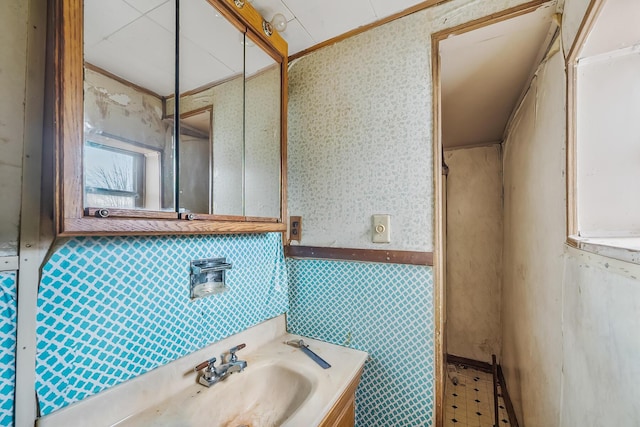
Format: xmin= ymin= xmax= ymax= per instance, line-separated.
xmin=53 ymin=0 xmax=288 ymax=236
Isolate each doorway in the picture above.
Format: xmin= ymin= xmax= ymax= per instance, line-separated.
xmin=431 ymin=2 xmax=558 ymax=426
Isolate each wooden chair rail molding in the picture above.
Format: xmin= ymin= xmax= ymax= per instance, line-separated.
xmin=285 ymin=245 xmax=433 ymax=266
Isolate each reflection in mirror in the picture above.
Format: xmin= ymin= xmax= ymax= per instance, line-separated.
xmin=244 ymin=38 xmax=281 ymax=218
xmin=83 ymin=0 xmax=176 ymax=211
xmin=177 ymin=0 xmax=245 ymax=216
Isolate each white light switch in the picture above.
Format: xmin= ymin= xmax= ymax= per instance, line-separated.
xmin=372 ymin=214 xmax=391 ymax=243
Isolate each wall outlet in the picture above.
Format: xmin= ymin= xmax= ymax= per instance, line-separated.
xmin=372 ymin=214 xmax=391 ymax=243
xmin=290 ymin=216 xmax=302 ymax=242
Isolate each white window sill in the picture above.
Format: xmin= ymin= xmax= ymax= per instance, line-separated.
xmin=568 ymin=236 xmax=640 ymax=265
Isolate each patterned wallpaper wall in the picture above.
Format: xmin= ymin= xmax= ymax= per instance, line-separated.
xmin=0 ymin=272 xmax=16 ymax=427
xmin=287 ymin=259 xmax=435 ymax=426
xmin=36 ymin=233 xmax=287 ymax=415
xmin=287 ymin=0 xmax=538 ymax=251
xmin=287 ymin=9 xmax=433 ymax=252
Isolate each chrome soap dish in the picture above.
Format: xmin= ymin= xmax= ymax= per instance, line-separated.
xmin=190 ymin=258 xmax=232 ymax=299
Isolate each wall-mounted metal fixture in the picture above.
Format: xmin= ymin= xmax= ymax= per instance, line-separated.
xmin=190 ymin=258 xmax=232 ymax=299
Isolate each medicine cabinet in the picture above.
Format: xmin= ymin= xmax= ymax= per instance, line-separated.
xmin=53 ymin=0 xmax=287 ymax=235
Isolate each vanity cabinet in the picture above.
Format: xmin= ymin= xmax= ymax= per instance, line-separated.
xmin=319 ymin=367 xmax=363 ymax=427
xmin=53 ymin=0 xmax=287 ymax=236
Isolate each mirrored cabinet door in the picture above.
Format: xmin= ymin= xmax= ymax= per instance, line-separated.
xmin=83 ymin=0 xmax=176 ymax=212
xmin=244 ymin=35 xmax=282 ymax=219
xmin=177 ymin=0 xmax=245 ymax=217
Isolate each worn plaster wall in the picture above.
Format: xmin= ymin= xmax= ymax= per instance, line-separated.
xmin=445 ymin=145 xmax=502 ymax=363
xmin=501 ymin=7 xmax=640 ymax=424
xmin=501 ymin=46 xmax=566 ymax=426
xmin=0 ymin=1 xmax=30 ymax=424
xmin=0 ymin=0 xmax=28 ymax=256
xmin=560 ymin=248 xmax=640 ymax=427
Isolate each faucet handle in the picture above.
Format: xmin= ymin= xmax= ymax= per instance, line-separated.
xmin=222 ymin=343 xmax=246 ymax=363
xmin=194 ymin=357 xmax=216 ymax=372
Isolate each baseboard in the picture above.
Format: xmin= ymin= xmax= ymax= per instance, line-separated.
xmin=446 ymin=353 xmax=492 ymax=373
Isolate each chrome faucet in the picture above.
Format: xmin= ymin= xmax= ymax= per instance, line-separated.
xmin=194 ymin=343 xmax=247 ymax=387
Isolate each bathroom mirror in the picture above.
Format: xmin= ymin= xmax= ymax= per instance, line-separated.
xmin=177 ymin=0 xmax=245 ymax=216
xmin=55 ymin=0 xmax=288 ymax=235
xmin=244 ymin=35 xmax=282 ymax=219
xmin=83 ymin=0 xmax=176 ymax=212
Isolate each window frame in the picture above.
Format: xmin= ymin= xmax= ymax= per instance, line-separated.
xmin=566 ymin=0 xmax=640 ymax=264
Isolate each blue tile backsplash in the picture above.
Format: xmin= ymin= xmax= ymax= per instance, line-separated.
xmin=287 ymin=258 xmax=435 ymax=427
xmin=36 ymin=233 xmax=288 ymax=415
xmin=0 ymin=272 xmax=16 ymax=427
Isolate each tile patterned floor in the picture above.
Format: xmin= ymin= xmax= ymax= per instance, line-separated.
xmin=445 ymin=364 xmax=511 ymax=427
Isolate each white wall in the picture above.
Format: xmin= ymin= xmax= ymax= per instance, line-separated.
xmin=501 ymin=5 xmax=640 ymax=425
xmin=576 ymin=46 xmax=640 ymax=236
xmin=445 ymin=145 xmax=503 ymax=363
xmin=0 ymin=0 xmax=29 ymax=255
xmin=501 ymin=46 xmax=566 ymax=426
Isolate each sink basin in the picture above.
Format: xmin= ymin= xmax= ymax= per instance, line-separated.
xmin=118 ymin=363 xmax=315 ymax=427
xmin=36 ymin=317 xmax=368 ymax=427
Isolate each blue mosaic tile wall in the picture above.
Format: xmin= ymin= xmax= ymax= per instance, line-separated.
xmin=36 ymin=233 xmax=287 ymax=415
xmin=287 ymin=258 xmax=435 ymax=427
xmin=0 ymin=272 xmax=17 ymax=427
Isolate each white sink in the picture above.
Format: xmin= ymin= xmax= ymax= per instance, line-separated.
xmin=120 ymin=362 xmax=315 ymax=427
xmin=36 ymin=316 xmax=368 ymax=427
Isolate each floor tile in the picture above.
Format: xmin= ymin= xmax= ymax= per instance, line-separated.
xmin=445 ymin=364 xmax=512 ymax=427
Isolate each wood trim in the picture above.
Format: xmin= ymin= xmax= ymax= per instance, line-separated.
xmin=84 ymin=62 xmax=165 ymax=100
xmin=431 ymin=23 xmax=446 ymax=427
xmin=85 ymin=208 xmax=178 ymax=220
xmin=565 ymin=0 xmax=604 ymax=238
xmin=289 ymin=0 xmax=453 ymax=61
xmin=431 ymin=0 xmax=549 ymax=43
xmin=57 ymin=0 xmax=85 ymax=236
xmin=219 ymin=0 xmax=287 ymax=58
xmin=318 ymin=366 xmax=363 ymax=427
xmin=59 ymin=218 xmax=286 ymax=236
xmin=498 ymin=365 xmax=520 ymax=427
xmin=280 ymin=54 xmax=289 ymax=247
xmin=285 ymin=246 xmax=433 ymax=266
xmin=56 ymin=0 xmax=288 ymax=237
xmin=446 ymin=354 xmax=492 ymax=373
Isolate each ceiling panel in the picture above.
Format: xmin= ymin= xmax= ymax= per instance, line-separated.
xmin=249 ymin=0 xmax=295 ymax=22
xmin=104 ymin=16 xmax=176 ymax=95
xmin=280 ymin=19 xmax=315 ymax=54
xmin=145 ymin=0 xmax=174 ymax=33
xmin=86 ymin=39 xmax=174 ymax=96
xmin=368 ymin=0 xmax=424 ymax=18
xmin=181 ymin=0 xmax=245 ymax=74
xmin=282 ymin=0 xmax=377 ymax=42
xmin=123 ymin=0 xmax=169 ymax=14
xmin=84 ymin=0 xmax=141 ymax=48
xmin=181 ymin=38 xmax=235 ymax=91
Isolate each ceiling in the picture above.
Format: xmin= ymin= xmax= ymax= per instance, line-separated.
xmin=439 ymin=3 xmax=556 ymax=148
xmin=84 ymin=0 xmax=432 ymax=96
